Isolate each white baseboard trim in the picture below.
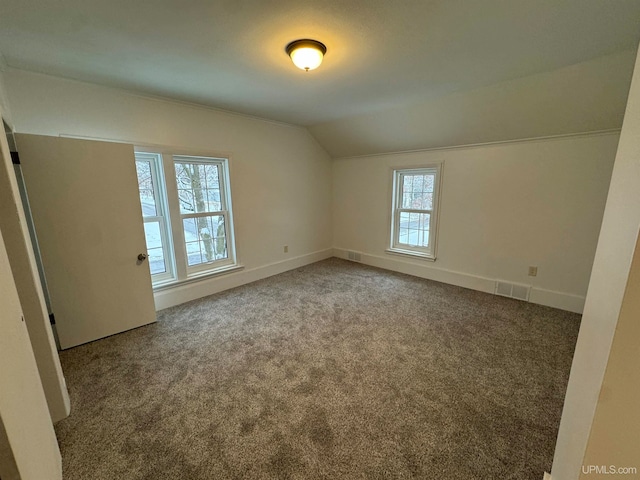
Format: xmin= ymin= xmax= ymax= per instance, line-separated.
xmin=153 ymin=247 xmax=585 ymax=314
xmin=333 ymin=247 xmax=496 ymax=293
xmin=333 ymin=248 xmax=585 ymax=314
xmin=153 ymin=248 xmax=334 ymax=310
xmin=529 ymin=287 xmax=585 ymax=314
xmin=543 ymin=472 xmax=552 ymax=480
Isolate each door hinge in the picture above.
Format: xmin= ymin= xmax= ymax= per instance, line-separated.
xmin=10 ymin=151 xmax=20 ymax=165
xmin=49 ymin=313 xmax=55 ymax=325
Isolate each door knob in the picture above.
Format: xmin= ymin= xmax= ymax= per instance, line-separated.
xmin=138 ymin=253 xmax=148 ymax=261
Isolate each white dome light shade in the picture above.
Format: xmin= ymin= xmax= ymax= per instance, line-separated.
xmin=290 ymin=47 xmax=323 ymax=71
xmin=286 ymin=39 xmax=327 ymax=72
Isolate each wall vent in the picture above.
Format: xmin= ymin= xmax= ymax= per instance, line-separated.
xmin=495 ymin=280 xmax=531 ymax=301
xmin=347 ymin=251 xmax=362 ymax=262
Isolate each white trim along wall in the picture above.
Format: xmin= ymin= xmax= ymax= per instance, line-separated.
xmin=154 ymin=248 xmax=333 ymax=310
xmin=2 ymin=68 xmax=334 ymax=312
xmin=332 ymin=132 xmax=620 ymax=314
xmin=2 ymin=68 xmax=621 ymax=315
xmin=333 ymin=248 xmax=586 ymax=313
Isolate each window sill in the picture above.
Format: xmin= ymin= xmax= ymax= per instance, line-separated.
xmin=385 ymin=248 xmax=436 ymax=262
xmin=152 ymin=264 xmax=244 ymax=292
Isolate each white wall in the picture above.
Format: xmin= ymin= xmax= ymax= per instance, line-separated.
xmin=0 ymin=88 xmax=70 ymax=422
xmin=311 ymin=50 xmax=635 ymax=158
xmin=0 ymin=223 xmax=62 ymax=480
xmin=0 ymin=67 xmax=13 ymax=125
xmin=333 ymin=133 xmax=619 ymax=313
xmin=3 ymin=68 xmax=333 ymax=309
xmin=552 ymin=45 xmax=640 ymax=480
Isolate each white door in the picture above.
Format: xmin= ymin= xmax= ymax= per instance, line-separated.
xmin=16 ymin=134 xmax=156 ymax=349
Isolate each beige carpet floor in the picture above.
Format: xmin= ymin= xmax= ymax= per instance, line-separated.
xmin=55 ymin=258 xmax=580 ymax=479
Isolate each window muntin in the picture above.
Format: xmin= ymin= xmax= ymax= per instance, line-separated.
xmin=135 ymin=153 xmax=174 ymax=281
xmin=175 ymin=161 xmax=222 ymax=214
xmin=134 ymin=150 xmax=237 ymax=286
xmin=174 ymin=156 xmax=233 ymax=272
xmin=390 ymin=166 xmax=441 ymax=259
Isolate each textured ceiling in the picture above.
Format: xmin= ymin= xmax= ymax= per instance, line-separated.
xmin=1 ymin=0 xmax=640 ymax=128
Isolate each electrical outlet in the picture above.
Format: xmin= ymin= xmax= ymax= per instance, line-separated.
xmin=528 ymin=266 xmax=538 ymax=277
xmin=283 ymin=245 xmax=288 ymax=253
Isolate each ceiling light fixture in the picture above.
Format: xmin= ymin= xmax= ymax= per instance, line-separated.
xmin=285 ymin=39 xmax=327 ymax=72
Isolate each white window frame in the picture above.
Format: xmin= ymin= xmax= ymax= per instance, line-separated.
xmin=134 ymin=147 xmax=239 ymax=288
xmin=387 ymin=164 xmax=442 ymax=260
xmin=173 ymin=155 xmax=236 ymax=276
xmin=134 ymin=152 xmax=176 ymax=283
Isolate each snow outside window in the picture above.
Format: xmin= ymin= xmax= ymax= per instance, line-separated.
xmin=134 ymin=151 xmax=237 ymax=286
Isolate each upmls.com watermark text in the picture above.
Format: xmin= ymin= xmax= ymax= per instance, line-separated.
xmin=582 ymin=465 xmax=638 ymax=475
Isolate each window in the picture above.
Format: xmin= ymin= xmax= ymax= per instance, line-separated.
xmin=134 ymin=149 xmax=238 ymax=286
xmin=174 ymin=157 xmax=233 ymax=273
xmin=135 ymin=153 xmax=174 ymax=282
xmin=388 ymin=166 xmax=441 ymax=260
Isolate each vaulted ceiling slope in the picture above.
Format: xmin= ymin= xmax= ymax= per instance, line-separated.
xmin=1 ymin=0 xmax=639 ymax=157
xmin=313 ymin=50 xmax=637 ymax=158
